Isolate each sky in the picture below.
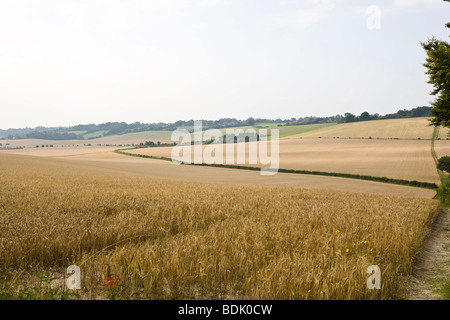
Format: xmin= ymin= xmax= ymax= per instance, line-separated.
xmin=0 ymin=0 xmax=449 ymax=129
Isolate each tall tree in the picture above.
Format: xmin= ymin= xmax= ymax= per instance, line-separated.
xmin=422 ymin=0 xmax=450 ymax=127
xmin=343 ymin=112 xmax=356 ymax=123
xmin=359 ymin=111 xmax=372 ymax=121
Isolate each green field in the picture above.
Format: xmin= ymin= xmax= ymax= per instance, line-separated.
xmin=119 ymin=123 xmax=337 ymax=143
xmin=67 ymin=130 xmax=87 ymax=135
xmin=83 ymin=130 xmax=109 ymax=139
xmin=276 ymin=123 xmax=337 ymax=138
xmin=254 ymin=122 xmax=284 ymax=128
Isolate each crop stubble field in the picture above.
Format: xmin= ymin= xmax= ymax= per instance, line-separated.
xmin=287 ymin=117 xmax=449 ymax=140
xmin=121 ymin=117 xmax=449 ymax=186
xmin=125 ymin=138 xmax=442 ymax=185
xmin=0 ymin=153 xmax=441 ymax=299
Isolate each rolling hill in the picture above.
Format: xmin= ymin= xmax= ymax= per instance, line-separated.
xmin=284 ymin=117 xmax=448 ymax=140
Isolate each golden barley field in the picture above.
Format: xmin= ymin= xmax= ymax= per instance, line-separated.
xmin=0 ymin=153 xmax=440 ymax=299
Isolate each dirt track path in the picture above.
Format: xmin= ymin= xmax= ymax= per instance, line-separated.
xmin=402 ymin=209 xmax=450 ymax=299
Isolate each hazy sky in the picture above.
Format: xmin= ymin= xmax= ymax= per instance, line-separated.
xmin=0 ymin=0 xmax=449 ymax=129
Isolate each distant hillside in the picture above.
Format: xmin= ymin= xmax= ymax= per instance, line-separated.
xmin=0 ymin=106 xmax=432 ymax=140
xmin=286 ymin=117 xmax=442 ymax=140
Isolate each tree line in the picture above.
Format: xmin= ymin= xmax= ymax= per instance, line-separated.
xmin=339 ymin=106 xmax=432 ymax=123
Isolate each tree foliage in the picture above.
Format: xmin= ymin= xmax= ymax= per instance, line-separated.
xmin=338 ymin=107 xmax=431 ymax=123
xmin=438 ymin=156 xmax=450 ymax=173
xmin=422 ymin=0 xmax=450 ymax=127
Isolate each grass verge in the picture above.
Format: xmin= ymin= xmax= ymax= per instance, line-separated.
xmin=431 ymin=126 xmax=450 ymax=207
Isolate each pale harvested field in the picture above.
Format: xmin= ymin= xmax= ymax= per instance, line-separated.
xmin=0 ymin=147 xmax=436 ymax=199
xmin=434 ymin=139 xmax=450 ymax=159
xmin=0 ymin=138 xmax=97 ymax=149
xmin=0 ymin=146 xmax=118 ymax=157
xmin=286 ymin=118 xmax=438 ymax=140
xmin=0 ymin=153 xmax=441 ymax=299
xmin=0 ymin=134 xmax=155 ymax=149
xmin=438 ymin=127 xmax=450 ymax=140
xmin=125 ymin=138 xmax=441 ymax=185
xmin=279 ymin=139 xmax=439 ymax=184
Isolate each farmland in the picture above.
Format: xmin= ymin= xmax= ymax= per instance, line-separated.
xmin=0 ymin=153 xmax=440 ymax=299
xmin=287 ymin=117 xmax=448 ymax=140
xmin=434 ymin=139 xmax=450 ymax=160
xmin=0 ymin=0 xmax=448 ymax=303
xmin=0 ymin=116 xmax=449 ymax=300
xmin=1 ymin=145 xmax=435 ymax=199
xmin=2 ymin=117 xmax=445 ymax=150
xmin=124 ymin=137 xmax=443 ymax=185
xmin=115 ymin=117 xmax=448 ymax=187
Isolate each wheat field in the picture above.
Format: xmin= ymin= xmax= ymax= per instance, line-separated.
xmin=0 ymin=153 xmax=440 ymax=299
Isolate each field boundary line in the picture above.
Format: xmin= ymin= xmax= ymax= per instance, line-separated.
xmin=113 ymin=148 xmax=438 ymax=190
